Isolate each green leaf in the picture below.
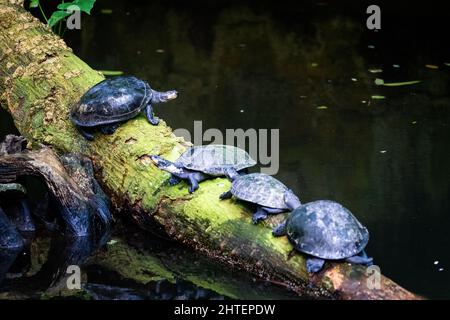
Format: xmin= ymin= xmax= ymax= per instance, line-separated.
xmin=374 ymin=78 xmax=384 ymax=85
xmin=371 ymin=95 xmax=386 ymax=100
xmin=29 ymin=0 xmax=40 ymax=8
xmin=57 ymin=0 xmax=96 ymax=15
xmin=98 ymin=70 xmax=124 ymax=76
xmin=47 ymin=10 xmax=71 ymax=28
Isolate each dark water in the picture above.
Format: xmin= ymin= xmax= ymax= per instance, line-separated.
xmin=2 ymin=0 xmax=450 ymax=299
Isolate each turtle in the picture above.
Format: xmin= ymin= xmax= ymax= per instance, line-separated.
xmin=149 ymin=144 xmax=256 ymax=193
xmin=70 ymin=76 xmax=178 ymax=140
xmin=272 ymin=200 xmax=373 ymax=273
xmin=219 ymin=173 xmax=301 ymax=224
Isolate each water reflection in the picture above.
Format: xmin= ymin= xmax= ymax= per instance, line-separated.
xmin=0 ymin=225 xmax=301 ymax=300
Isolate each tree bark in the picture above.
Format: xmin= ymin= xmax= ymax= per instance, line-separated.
xmin=0 ymin=0 xmax=422 ymax=299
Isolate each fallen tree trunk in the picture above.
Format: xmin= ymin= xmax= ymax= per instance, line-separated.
xmin=0 ymin=0 xmax=422 ymax=299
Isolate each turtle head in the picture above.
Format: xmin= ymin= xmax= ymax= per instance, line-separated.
xmin=151 ymin=89 xmax=178 ymax=103
xmin=149 ymin=155 xmax=184 ymax=175
xmin=284 ymin=189 xmax=302 ymax=211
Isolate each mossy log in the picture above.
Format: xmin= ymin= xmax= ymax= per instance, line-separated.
xmin=0 ymin=0 xmax=421 ymax=299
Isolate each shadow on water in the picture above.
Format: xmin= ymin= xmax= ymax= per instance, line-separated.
xmin=2 ymin=0 xmax=450 ymax=298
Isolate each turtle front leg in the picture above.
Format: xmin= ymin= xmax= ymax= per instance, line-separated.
xmin=168 ymin=175 xmax=181 ymax=186
xmin=346 ymin=250 xmax=374 ymax=266
xmin=145 ymin=103 xmax=160 ymax=125
xmin=187 ymin=172 xmax=208 ymax=193
xmin=76 ymin=126 xmax=94 ymax=141
xmin=272 ymin=221 xmax=287 ymax=236
xmin=224 ymin=168 xmax=239 ymax=181
xmin=187 ymin=174 xmax=200 ymax=193
xmin=100 ymin=123 xmax=120 ymax=135
xmin=219 ymin=190 xmax=233 ymax=200
xmin=252 ymin=207 xmax=269 ymax=224
xmin=306 ymin=257 xmax=326 ymax=273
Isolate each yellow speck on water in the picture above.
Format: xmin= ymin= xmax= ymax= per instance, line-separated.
xmin=412 ymin=121 xmax=417 ymax=125
xmin=368 ymin=68 xmax=383 ymax=73
xmin=425 ymin=64 xmax=439 ymax=69
xmin=310 ymin=62 xmax=318 ymax=67
xmin=316 ymin=105 xmax=328 ymax=109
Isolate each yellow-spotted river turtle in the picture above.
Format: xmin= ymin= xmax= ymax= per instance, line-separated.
xmin=70 ymin=76 xmax=177 ymax=140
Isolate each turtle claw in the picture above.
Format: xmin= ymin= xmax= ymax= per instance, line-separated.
xmin=188 ymin=185 xmax=199 ymax=193
xmin=306 ymin=258 xmax=325 ymax=273
xmin=145 ymin=104 xmax=160 ymax=126
xmin=219 ymin=191 xmax=233 ymax=200
xmin=346 ymin=251 xmax=374 ymax=266
xmin=149 ymin=117 xmax=160 ymax=126
xmin=77 ymin=126 xmax=94 ymax=141
xmin=100 ymin=124 xmax=120 ymax=135
xmin=252 ymin=208 xmax=268 ymax=224
xmin=168 ymin=176 xmax=181 ymax=186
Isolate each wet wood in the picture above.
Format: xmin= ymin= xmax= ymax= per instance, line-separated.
xmin=0 ymin=135 xmax=108 ymax=235
xmin=0 ymin=0 xmax=422 ymax=299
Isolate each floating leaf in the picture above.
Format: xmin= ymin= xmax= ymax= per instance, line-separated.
xmin=369 ymin=68 xmax=383 ymax=73
xmin=47 ymin=10 xmax=71 ymax=27
xmin=382 ymin=80 xmax=421 ymax=87
xmin=425 ymin=64 xmax=439 ymax=69
xmin=98 ymin=70 xmax=124 ymax=76
xmin=29 ymin=0 xmax=40 ymax=8
xmin=371 ymin=95 xmax=386 ymax=100
xmin=374 ymin=78 xmax=421 ymax=87
xmin=316 ymin=105 xmax=328 ymax=109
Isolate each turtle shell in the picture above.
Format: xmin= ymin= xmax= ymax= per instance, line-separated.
xmin=286 ymin=200 xmax=369 ymax=260
xmin=70 ymin=76 xmax=152 ymax=127
xmin=230 ymin=173 xmax=289 ymax=209
xmin=176 ymin=145 xmax=256 ymax=176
